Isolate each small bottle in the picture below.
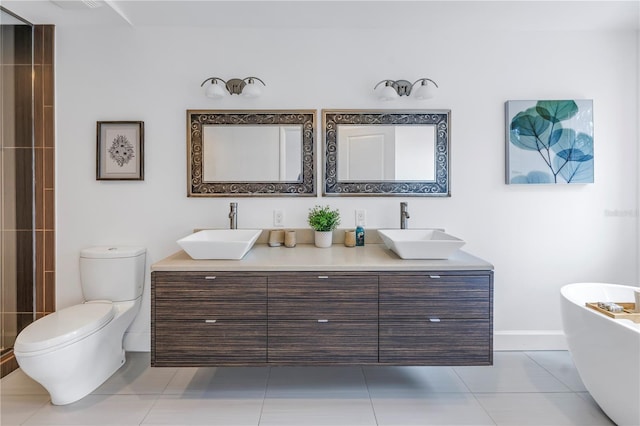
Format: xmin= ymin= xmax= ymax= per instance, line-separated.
xmin=355 ymin=222 xmax=365 ymax=246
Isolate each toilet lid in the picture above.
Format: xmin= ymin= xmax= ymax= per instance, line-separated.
xmin=14 ymin=301 xmax=115 ymax=354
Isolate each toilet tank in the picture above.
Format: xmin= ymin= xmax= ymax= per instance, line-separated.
xmin=80 ymin=246 xmax=146 ymax=302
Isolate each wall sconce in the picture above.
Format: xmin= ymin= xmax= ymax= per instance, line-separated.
xmin=374 ymin=78 xmax=438 ymax=101
xmin=200 ymin=76 xmax=266 ymax=99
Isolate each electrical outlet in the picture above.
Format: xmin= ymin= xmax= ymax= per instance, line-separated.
xmin=355 ymin=209 xmax=366 ymax=226
xmin=273 ymin=209 xmax=284 ymax=227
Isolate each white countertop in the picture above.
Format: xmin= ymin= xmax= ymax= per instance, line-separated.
xmin=151 ymin=243 xmax=493 ymax=272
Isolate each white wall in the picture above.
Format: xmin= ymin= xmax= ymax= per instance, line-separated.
xmin=55 ymin=24 xmax=638 ymax=351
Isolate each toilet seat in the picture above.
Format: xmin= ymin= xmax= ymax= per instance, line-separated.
xmin=14 ymin=301 xmax=115 ymax=354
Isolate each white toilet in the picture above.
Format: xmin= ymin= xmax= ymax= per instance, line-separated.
xmin=14 ymin=246 xmax=146 ymax=405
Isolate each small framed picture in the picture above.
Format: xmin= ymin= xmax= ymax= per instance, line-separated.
xmin=96 ymin=121 xmax=144 ymax=180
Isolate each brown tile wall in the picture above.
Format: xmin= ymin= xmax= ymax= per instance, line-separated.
xmin=34 ymin=25 xmax=55 ymax=316
xmin=1 ymin=22 xmax=34 ymax=376
xmin=0 ymin=25 xmax=54 ymax=378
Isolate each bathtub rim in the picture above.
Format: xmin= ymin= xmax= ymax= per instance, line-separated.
xmin=560 ymin=282 xmax=640 ymax=332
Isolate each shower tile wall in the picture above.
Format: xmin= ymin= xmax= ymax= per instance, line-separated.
xmin=0 ymin=23 xmax=54 ymax=378
xmin=1 ymin=23 xmax=34 ymax=366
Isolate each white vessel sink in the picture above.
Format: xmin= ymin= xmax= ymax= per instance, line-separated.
xmin=377 ymin=229 xmax=465 ymax=259
xmin=177 ymin=229 xmax=262 ymax=260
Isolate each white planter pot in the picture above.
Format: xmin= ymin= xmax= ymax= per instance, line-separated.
xmin=314 ymin=231 xmax=333 ymax=248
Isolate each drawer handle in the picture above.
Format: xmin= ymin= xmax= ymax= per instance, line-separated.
xmin=317 ymin=319 xmax=329 ymax=323
xmin=204 ymin=319 xmax=217 ymax=323
xmin=429 ymin=275 xmax=441 ymax=279
xmin=429 ymin=318 xmax=441 ymax=323
xmin=205 ymin=276 xmax=217 ymax=280
xmin=317 ymin=275 xmax=329 ymax=279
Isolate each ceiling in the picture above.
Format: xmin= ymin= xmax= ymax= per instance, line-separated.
xmin=2 ymin=0 xmax=639 ymax=31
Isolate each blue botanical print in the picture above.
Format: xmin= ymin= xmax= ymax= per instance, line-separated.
xmin=509 ymin=100 xmax=593 ymax=184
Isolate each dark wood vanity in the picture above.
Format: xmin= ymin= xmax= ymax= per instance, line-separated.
xmin=151 ymin=246 xmax=493 ymax=367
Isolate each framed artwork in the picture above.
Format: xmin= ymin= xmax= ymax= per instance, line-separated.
xmin=96 ymin=121 xmax=144 ymax=180
xmin=506 ymin=100 xmax=593 ymax=184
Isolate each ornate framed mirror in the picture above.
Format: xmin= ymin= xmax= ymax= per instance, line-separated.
xmin=187 ymin=110 xmax=316 ymax=196
xmin=323 ymin=110 xmax=450 ymax=196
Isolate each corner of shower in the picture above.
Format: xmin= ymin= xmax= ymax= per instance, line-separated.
xmin=0 ymin=6 xmax=36 ymax=377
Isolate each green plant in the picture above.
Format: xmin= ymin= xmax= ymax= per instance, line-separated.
xmin=307 ymin=205 xmax=341 ymax=232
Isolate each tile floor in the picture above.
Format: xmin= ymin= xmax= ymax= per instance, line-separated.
xmin=0 ymin=351 xmax=615 ymax=426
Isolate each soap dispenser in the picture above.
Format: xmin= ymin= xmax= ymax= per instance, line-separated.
xmin=355 ymin=221 xmax=365 ymax=246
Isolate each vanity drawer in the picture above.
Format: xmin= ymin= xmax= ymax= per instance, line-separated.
xmin=153 ymin=320 xmax=266 ymax=366
xmin=379 ymin=274 xmax=490 ymax=319
xmin=268 ymin=274 xmax=378 ymax=320
xmin=153 ymin=272 xmax=267 ymax=297
xmin=379 ymin=319 xmax=492 ymax=365
xmin=268 ymin=319 xmax=378 ymax=363
xmin=154 ymin=298 xmax=265 ymax=320
xmin=153 ymin=272 xmax=266 ymax=320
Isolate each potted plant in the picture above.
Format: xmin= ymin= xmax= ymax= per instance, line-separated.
xmin=307 ymin=205 xmax=341 ymax=248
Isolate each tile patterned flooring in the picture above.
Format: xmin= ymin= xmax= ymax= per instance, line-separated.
xmin=0 ymin=351 xmax=615 ymax=425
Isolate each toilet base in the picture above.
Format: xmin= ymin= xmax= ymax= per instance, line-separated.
xmin=16 ymin=326 xmax=127 ymax=405
xmin=52 ymin=351 xmax=126 ymax=405
xmin=15 ymin=300 xmax=139 ymax=405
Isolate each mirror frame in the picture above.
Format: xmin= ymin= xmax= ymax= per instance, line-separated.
xmin=187 ymin=110 xmax=316 ymax=197
xmin=323 ymin=109 xmax=451 ymax=196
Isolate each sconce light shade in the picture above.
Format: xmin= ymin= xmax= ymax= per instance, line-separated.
xmin=201 ymin=76 xmax=265 ymax=99
xmin=411 ymin=78 xmax=438 ymax=100
xmin=241 ymin=77 xmax=265 ymax=98
xmin=374 ymin=80 xmax=400 ymax=101
xmin=202 ymin=77 xmax=227 ymax=99
xmin=374 ymin=77 xmax=439 ymax=101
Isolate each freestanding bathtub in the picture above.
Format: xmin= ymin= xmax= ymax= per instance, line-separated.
xmin=560 ymin=283 xmax=640 ymax=426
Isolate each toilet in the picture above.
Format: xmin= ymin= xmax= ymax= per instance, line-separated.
xmin=14 ymin=246 xmax=146 ymax=405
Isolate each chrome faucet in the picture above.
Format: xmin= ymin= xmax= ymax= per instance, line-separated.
xmin=400 ymin=202 xmax=410 ymax=229
xmin=229 ymin=202 xmax=238 ymax=229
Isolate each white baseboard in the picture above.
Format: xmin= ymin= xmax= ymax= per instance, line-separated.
xmin=494 ymin=330 xmax=568 ymax=351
